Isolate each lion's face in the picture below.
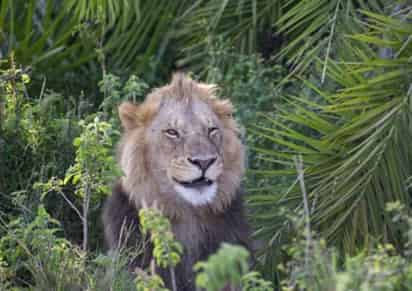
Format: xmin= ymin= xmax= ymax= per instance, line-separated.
xmin=118 ymin=74 xmax=244 ymax=213
xmin=145 ymin=97 xmax=225 ymax=205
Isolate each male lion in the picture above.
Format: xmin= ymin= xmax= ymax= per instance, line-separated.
xmin=103 ymin=73 xmax=251 ymax=290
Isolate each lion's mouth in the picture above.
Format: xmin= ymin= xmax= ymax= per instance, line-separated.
xmin=173 ymin=177 xmax=214 ymax=188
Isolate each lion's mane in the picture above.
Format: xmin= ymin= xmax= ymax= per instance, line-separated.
xmin=117 ymin=73 xmax=245 ymax=218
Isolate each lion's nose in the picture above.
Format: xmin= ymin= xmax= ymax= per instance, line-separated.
xmin=188 ymin=156 xmax=217 ymax=172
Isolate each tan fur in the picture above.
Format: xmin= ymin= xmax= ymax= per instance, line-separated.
xmin=117 ymin=73 xmax=245 ymax=219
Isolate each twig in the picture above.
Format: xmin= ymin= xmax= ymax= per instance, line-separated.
xmin=82 ymin=179 xmax=90 ymax=251
xmin=321 ymin=0 xmax=341 ymax=84
xmin=39 ymin=76 xmax=47 ymax=100
xmin=56 ymin=190 xmax=83 ymax=221
xmin=169 ymin=267 xmax=177 ymax=291
xmin=294 ymin=155 xmax=312 ymax=269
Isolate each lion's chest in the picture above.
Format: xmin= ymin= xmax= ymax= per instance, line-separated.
xmin=171 ymin=213 xmax=225 ymax=260
xmin=172 ymin=217 xmax=206 ymax=251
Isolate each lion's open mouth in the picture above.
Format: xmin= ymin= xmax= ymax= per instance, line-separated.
xmin=173 ymin=177 xmax=214 ymax=188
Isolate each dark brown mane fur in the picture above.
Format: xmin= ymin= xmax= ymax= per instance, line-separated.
xmin=103 ymin=183 xmax=250 ymax=291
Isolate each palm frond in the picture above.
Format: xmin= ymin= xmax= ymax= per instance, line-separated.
xmin=250 ymin=8 xmax=412 ymax=270
xmin=0 ymin=0 xmax=192 ymax=88
xmin=176 ymin=0 xmax=280 ymax=68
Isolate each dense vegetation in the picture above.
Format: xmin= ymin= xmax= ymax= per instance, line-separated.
xmin=1 ymin=0 xmax=412 ymax=290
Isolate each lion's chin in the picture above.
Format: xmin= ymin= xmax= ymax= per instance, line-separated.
xmin=173 ymin=182 xmax=217 ymax=206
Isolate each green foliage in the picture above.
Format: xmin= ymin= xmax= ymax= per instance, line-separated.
xmin=135 ymin=270 xmax=169 ymax=291
xmin=2 ymin=1 xmax=412 ymax=290
xmin=88 ymin=252 xmax=138 ymax=291
xmin=0 ymin=0 xmax=98 ymax=91
xmin=0 ymin=205 xmax=85 ymax=290
xmin=274 ymin=0 xmax=384 ymax=78
xmin=177 ymin=0 xmax=282 ymax=68
xmin=37 ymin=116 xmax=121 ymax=250
xmin=0 ymin=0 xmax=193 ymax=91
xmin=195 ymin=243 xmax=273 ymax=291
xmin=68 ymin=116 xmax=120 ymax=197
xmin=250 ymin=8 xmax=412 ymax=275
xmin=139 ymin=206 xmax=183 ymax=269
xmin=280 ymin=203 xmax=412 ymax=291
xmin=123 ymin=75 xmax=150 ymax=103
xmin=205 ymin=39 xmax=285 ymax=123
xmin=0 ymin=55 xmax=77 ymax=221
xmin=65 ymin=0 xmax=141 ymax=29
xmin=0 ymin=204 xmax=139 ymax=290
xmin=98 ymin=73 xmax=149 ymax=120
xmin=0 ymin=255 xmax=12 ymax=290
xmin=195 ymin=243 xmax=249 ymax=290
xmin=242 ymin=272 xmax=275 ymax=291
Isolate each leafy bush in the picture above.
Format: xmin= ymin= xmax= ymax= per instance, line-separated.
xmin=0 ymin=55 xmax=78 ymax=226
xmin=0 ymin=205 xmax=86 ymax=290
xmin=204 ymin=38 xmax=286 ymax=124
xmin=279 ymin=202 xmax=412 ymax=291
xmin=36 ymin=116 xmax=121 ymax=251
xmin=195 ymin=243 xmax=274 ymax=291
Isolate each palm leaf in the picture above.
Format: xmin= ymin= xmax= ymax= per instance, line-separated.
xmin=0 ymin=0 xmax=192 ymax=89
xmin=275 ymin=0 xmax=386 ymax=79
xmin=176 ymin=0 xmax=280 ymax=68
xmin=250 ymin=8 xmax=412 ymax=272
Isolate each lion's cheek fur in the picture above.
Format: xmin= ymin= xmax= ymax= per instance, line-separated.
xmin=118 ymin=130 xmax=162 ymax=207
xmin=119 ymin=130 xmax=150 ymax=192
xmin=212 ymin=129 xmax=245 ymax=209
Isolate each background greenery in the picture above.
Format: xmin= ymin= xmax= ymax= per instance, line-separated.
xmin=1 ymin=0 xmax=412 ymax=290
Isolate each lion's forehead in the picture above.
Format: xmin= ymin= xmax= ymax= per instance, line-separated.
xmin=152 ymin=98 xmax=219 ymax=132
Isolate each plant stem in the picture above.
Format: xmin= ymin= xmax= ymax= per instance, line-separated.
xmin=294 ymin=155 xmax=311 ymax=268
xmin=82 ymin=178 xmax=90 ymax=251
xmin=57 ymin=189 xmax=83 ymax=221
xmin=170 ymin=267 xmax=177 ymax=291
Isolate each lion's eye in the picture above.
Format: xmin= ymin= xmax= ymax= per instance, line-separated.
xmin=208 ymin=127 xmax=219 ymax=136
xmin=164 ymin=129 xmax=180 ymax=138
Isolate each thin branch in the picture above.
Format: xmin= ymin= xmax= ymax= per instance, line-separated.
xmin=321 ymin=0 xmax=341 ymax=84
xmin=169 ymin=267 xmax=177 ymax=291
xmin=56 ymin=190 xmax=83 ymax=221
xmin=294 ymin=155 xmax=311 ymax=269
xmin=82 ymin=179 xmax=90 ymax=251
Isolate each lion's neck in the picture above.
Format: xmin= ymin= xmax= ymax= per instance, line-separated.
xmin=122 ymin=178 xmax=235 ymax=220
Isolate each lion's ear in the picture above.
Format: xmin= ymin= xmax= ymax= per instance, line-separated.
xmin=119 ymin=102 xmax=140 ymax=130
xmin=212 ymin=99 xmax=234 ymax=119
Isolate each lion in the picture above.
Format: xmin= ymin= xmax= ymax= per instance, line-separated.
xmin=103 ymin=73 xmax=251 ymax=291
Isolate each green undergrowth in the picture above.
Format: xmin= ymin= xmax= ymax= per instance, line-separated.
xmin=2 ymin=19 xmax=412 ymax=288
